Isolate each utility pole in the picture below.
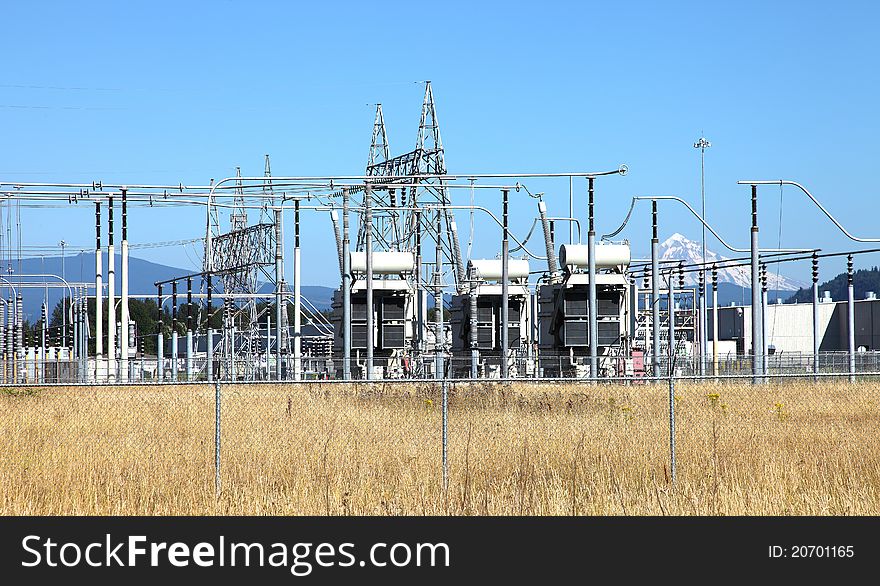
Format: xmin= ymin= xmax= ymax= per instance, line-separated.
xmin=651 ymin=201 xmax=661 ymax=378
xmin=60 ymin=240 xmax=66 ymax=348
xmin=342 ymin=188 xmax=351 ymax=380
xmin=750 ymin=185 xmax=762 ymax=384
xmin=501 ymin=189 xmax=509 ymax=379
xmin=587 ymin=177 xmax=598 ymax=379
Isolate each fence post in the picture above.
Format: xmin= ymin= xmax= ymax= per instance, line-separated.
xmin=215 ymin=378 xmax=221 ymax=497
xmin=441 ymin=377 xmax=448 ymax=491
xmin=668 ymin=373 xmax=676 ymax=485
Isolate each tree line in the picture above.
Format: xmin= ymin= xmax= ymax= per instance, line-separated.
xmin=786 ymin=266 xmax=880 ymax=304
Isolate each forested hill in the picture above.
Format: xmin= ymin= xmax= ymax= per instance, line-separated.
xmin=786 ymin=267 xmax=880 ymax=303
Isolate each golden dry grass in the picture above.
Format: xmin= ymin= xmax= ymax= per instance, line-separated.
xmin=1 ymin=379 xmax=879 ymax=515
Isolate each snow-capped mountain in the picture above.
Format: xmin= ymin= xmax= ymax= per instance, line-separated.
xmin=657 ymin=233 xmax=806 ymax=291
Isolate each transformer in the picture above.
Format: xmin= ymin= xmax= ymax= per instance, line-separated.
xmin=331 ymin=251 xmax=418 ymax=378
xmin=449 ymin=258 xmax=534 ymax=378
xmin=537 ymin=243 xmax=633 ymax=377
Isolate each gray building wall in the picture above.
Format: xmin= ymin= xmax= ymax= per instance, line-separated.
xmin=709 ymin=298 xmax=880 ymax=354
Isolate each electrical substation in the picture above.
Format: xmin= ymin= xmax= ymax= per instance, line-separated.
xmin=1 ymin=83 xmax=878 ymax=385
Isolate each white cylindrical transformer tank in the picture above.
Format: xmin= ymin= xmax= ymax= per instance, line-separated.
xmin=558 ymin=243 xmax=630 ymax=269
xmin=467 ymin=259 xmax=530 ymax=281
xmin=350 ymin=251 xmax=415 ymax=274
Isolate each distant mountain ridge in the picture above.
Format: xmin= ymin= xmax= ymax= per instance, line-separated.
xmin=7 ymin=253 xmax=336 ymax=322
xmin=658 ymin=233 xmax=806 ymax=291
xmin=9 ymin=253 xmax=194 ymax=322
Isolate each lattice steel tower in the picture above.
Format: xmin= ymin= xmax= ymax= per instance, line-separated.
xmin=360 ymin=82 xmax=465 ymax=292
xmin=205 ymin=162 xmax=281 ymax=379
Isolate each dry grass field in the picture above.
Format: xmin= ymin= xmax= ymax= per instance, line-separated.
xmin=1 ymin=379 xmax=879 ymax=515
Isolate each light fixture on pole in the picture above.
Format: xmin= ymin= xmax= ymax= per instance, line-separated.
xmin=693 ymin=136 xmax=711 ymax=264
xmin=693 ymin=136 xmax=711 ymax=375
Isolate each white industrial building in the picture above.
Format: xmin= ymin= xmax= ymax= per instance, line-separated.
xmin=710 ymin=292 xmax=880 ymax=355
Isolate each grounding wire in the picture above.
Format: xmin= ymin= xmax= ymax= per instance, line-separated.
xmin=601 ymin=197 xmax=637 ymax=240
xmin=510 ymin=218 xmax=540 ymax=253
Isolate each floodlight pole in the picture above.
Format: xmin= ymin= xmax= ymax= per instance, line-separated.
xmin=694 ymin=137 xmax=711 ymax=377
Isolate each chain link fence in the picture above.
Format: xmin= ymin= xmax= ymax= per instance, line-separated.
xmin=7 ymin=349 xmax=880 ymax=383
xmin=2 ymin=371 xmax=879 ymax=515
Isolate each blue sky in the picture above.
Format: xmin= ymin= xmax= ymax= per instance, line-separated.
xmin=1 ymin=1 xmax=878 ymax=287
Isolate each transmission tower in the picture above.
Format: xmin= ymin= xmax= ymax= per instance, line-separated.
xmin=263 ymin=154 xmax=274 ymax=200
xmin=362 ymin=82 xmax=465 ymax=291
xmin=204 ymin=161 xmax=281 ymax=380
xmin=230 ymin=166 xmax=248 ymax=232
xmin=357 ymin=104 xmax=402 ymax=252
xmin=368 ymin=104 xmax=390 ymax=168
